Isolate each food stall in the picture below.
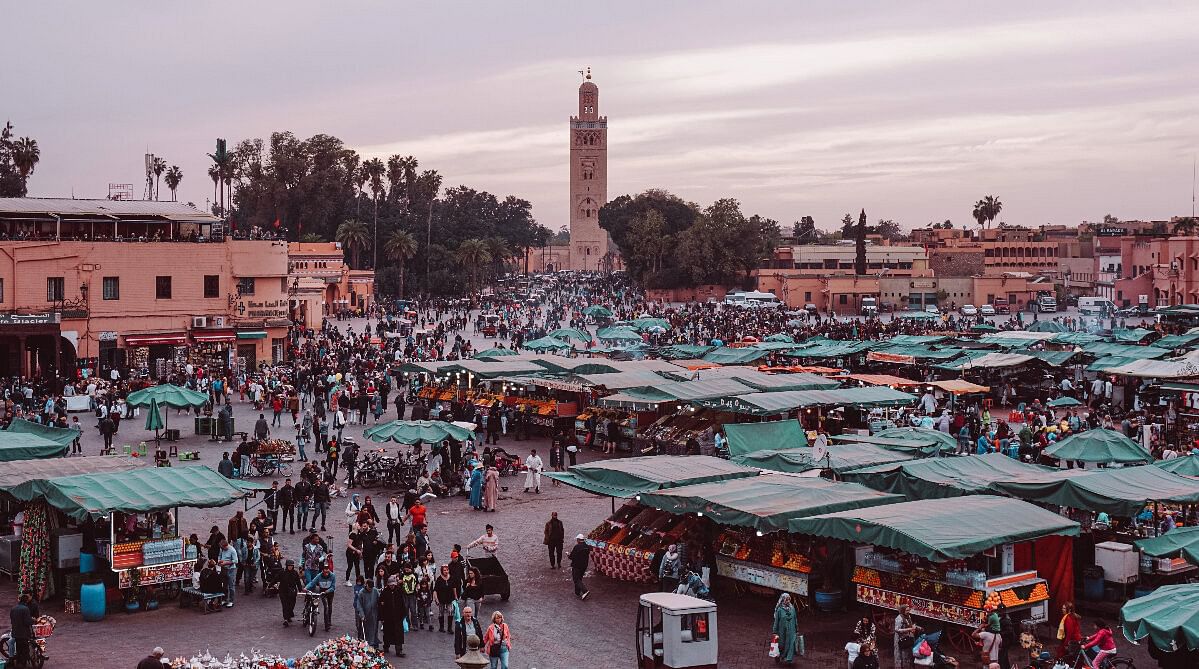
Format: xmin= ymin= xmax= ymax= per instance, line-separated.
xmin=789 ymin=496 xmax=1080 ymax=631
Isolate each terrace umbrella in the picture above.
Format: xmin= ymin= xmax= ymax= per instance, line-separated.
xmin=1120 ymin=584 xmax=1199 ymax=652
xmin=764 ymin=334 xmax=795 ymax=343
xmin=364 ymin=420 xmax=475 ymax=445
xmin=1136 ymin=526 xmax=1199 ymax=567
xmin=473 ymin=348 xmax=518 ymax=359
xmin=583 ymin=305 xmax=613 ymax=318
xmin=1047 ymin=396 xmax=1082 ymax=408
xmin=126 ymin=384 xmax=209 ymax=409
xmin=1043 ymin=428 xmax=1153 ymax=464
xmin=547 ymin=328 xmax=591 ymax=342
xmin=144 ymin=398 xmax=164 ymax=434
xmin=523 ymin=336 xmax=574 ymax=352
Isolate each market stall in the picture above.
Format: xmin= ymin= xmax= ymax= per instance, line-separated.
xmin=841 ymin=452 xmax=1061 ymax=500
xmin=5 ymin=419 xmax=80 ymax=452
xmin=789 ymin=496 xmax=1080 ymax=629
xmin=125 ymin=384 xmax=210 ymax=439
xmin=721 ymin=419 xmax=807 ymax=459
xmin=732 ymin=442 xmax=917 ymax=478
xmin=636 ymin=407 xmax=734 ymax=456
xmin=0 ymin=432 xmax=69 ymax=461
xmin=1119 ymin=584 xmax=1199 ymax=665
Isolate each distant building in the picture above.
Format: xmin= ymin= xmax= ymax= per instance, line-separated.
xmin=1113 ymin=234 xmax=1199 ymax=308
xmin=287 ymin=242 xmax=375 ymax=329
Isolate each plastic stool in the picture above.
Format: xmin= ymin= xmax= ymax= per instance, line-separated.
xmin=169 ymin=442 xmax=179 ymax=457
xmin=122 ymin=445 xmax=132 ymax=455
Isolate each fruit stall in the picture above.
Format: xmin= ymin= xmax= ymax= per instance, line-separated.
xmin=586 ymin=502 xmax=705 ymax=583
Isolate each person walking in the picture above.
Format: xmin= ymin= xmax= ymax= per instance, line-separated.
xmin=8 ymin=592 xmax=35 ymax=669
xmin=893 ymin=604 xmax=920 ymax=669
xmin=254 ymin=413 xmax=270 ymax=441
xmin=454 ymin=606 xmax=484 ymax=659
xmin=294 ymin=477 xmax=312 ymax=533
xmin=272 ymin=559 xmax=303 ymax=626
xmin=311 ymin=479 xmax=330 ymax=532
xmin=434 ymin=564 xmax=459 ymax=634
xmin=483 ymin=465 xmax=499 ymax=512
xmin=379 ymin=576 xmax=407 ymax=658
xmin=384 ymin=496 xmax=403 ymax=545
xmin=278 ymin=478 xmax=295 ymax=535
xmin=659 ymin=544 xmax=681 ymax=593
xmin=568 ymin=534 xmax=591 ymax=600
xmin=772 ymin=593 xmax=799 ymax=665
xmin=543 ymin=512 xmax=564 ymax=569
xmin=354 ymin=577 xmax=381 ymax=650
xmin=481 ymin=611 xmax=513 ymax=669
xmin=523 ymin=449 xmax=543 ymax=493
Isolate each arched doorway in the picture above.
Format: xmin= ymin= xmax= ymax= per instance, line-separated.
xmin=546 ymin=262 xmax=555 ymax=273
xmin=324 ymin=284 xmax=340 ymax=316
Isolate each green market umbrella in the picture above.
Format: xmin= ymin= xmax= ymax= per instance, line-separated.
xmin=473 ymin=348 xmax=518 ymax=358
xmin=1120 ymin=584 xmax=1199 ymax=652
xmin=1136 ymin=526 xmax=1199 ymax=568
xmin=596 ymin=326 xmax=643 ymax=341
xmin=764 ymin=333 xmax=795 ymax=343
xmin=126 ymin=384 xmax=209 ymax=409
xmin=523 ymin=336 xmax=573 ymax=352
xmin=1043 ymin=428 xmax=1153 ymax=464
xmin=1047 ymin=396 xmax=1083 ymax=408
xmin=1155 ymin=456 xmax=1199 ymax=477
xmin=144 ymin=398 xmax=164 ymax=432
xmin=632 ymin=317 xmax=671 ymax=333
xmin=365 ymin=420 xmax=475 ymax=445
xmin=583 ymin=305 xmax=613 ymax=318
xmin=547 ymin=328 xmax=592 ymax=343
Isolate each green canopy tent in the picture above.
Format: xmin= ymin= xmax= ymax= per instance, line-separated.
xmin=789 ymin=495 xmax=1080 ymax=562
xmin=895 ymin=311 xmax=940 ymax=320
xmin=1120 ymin=584 xmax=1199 ymax=653
xmin=1027 ymin=321 xmax=1068 ymax=333
xmin=1042 ymin=428 xmax=1153 ymax=464
xmin=784 ymin=340 xmax=877 ymax=358
xmin=700 ymin=347 xmax=772 ymax=365
xmin=522 ymin=336 xmax=574 ymax=352
xmin=869 ymin=427 xmax=958 ymax=454
xmin=1155 ymin=456 xmax=1199 ymax=477
xmin=583 ymin=305 xmax=613 ymax=318
xmin=969 ymin=323 xmax=999 ymax=332
xmin=631 ymin=317 xmax=671 ymax=333
xmin=1047 ymin=396 xmax=1083 ymax=408
xmin=6 ymin=418 xmax=79 ymax=448
xmin=0 ymin=433 xmax=68 ymax=461
xmin=636 ymin=473 xmax=904 ymax=534
xmin=125 ymin=384 xmax=209 ymax=434
xmin=1111 ymin=328 xmax=1154 ymax=343
xmin=692 ymin=387 xmax=916 ymax=417
xmin=692 ymin=368 xmax=838 ymax=392
xmin=722 ymin=420 xmax=808 ymax=458
xmin=596 ymin=326 xmax=643 ymax=342
xmin=832 ymin=433 xmax=953 ymax=457
xmin=1136 ymin=526 xmax=1199 ymax=568
xmin=991 ymin=466 xmax=1199 ymax=517
xmin=841 ymin=452 xmax=1060 ymax=499
xmin=365 ymin=420 xmax=475 ymax=445
xmin=763 ymin=334 xmax=795 ymax=343
xmin=6 ymin=465 xmax=268 ymax=522
xmin=1154 ymin=333 xmax=1199 ymax=350
xmin=547 ymin=328 xmax=592 ymax=343
xmin=659 ymin=344 xmax=715 ymax=360
xmin=473 ymin=348 xmax=519 ymax=359
xmin=1083 ymin=342 xmax=1171 ymax=359
xmin=1051 ymin=332 xmax=1104 ymax=346
xmin=733 ymin=442 xmax=916 ymax=475
xmin=544 ymin=455 xmax=758 ymax=498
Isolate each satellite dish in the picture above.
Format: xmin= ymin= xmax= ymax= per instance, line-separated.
xmin=812 ymin=433 xmax=829 ymax=464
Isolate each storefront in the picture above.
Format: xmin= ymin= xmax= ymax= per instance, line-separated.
xmin=189 ymin=328 xmax=236 ymax=375
xmin=123 ymin=332 xmax=188 ymax=379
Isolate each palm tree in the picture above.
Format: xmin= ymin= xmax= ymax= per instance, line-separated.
xmin=363 ymin=158 xmax=386 ymax=269
xmin=164 ymin=165 xmax=183 ymax=201
xmin=455 ymin=238 xmax=492 ymax=292
xmin=336 ymin=219 xmax=370 ymax=268
xmin=973 ymin=195 xmax=1003 ymax=230
xmin=12 ymin=137 xmax=40 ymax=194
xmin=299 ymin=232 xmax=325 ymax=243
xmin=384 ymin=229 xmax=418 ymax=297
xmin=207 ymin=165 xmax=220 ymax=214
xmin=386 ymin=155 xmax=405 ymax=205
xmin=1173 ymin=217 xmax=1198 ymax=236
xmin=206 ymin=150 xmax=232 ymax=216
xmin=486 ymin=237 xmax=511 ymax=281
xmin=353 ymin=164 xmax=369 ymax=217
xmin=151 ymin=156 xmax=167 ymax=200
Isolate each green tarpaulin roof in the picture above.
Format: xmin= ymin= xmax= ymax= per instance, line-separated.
xmin=1155 ymin=456 xmax=1199 ymax=477
xmin=1052 ymin=332 xmax=1105 ymax=345
xmin=0 ymin=456 xmax=138 ymax=492
xmin=659 ymin=344 xmax=715 ymax=359
xmin=763 ymin=334 xmax=794 ymax=343
xmin=547 ymin=328 xmax=592 ymax=342
xmin=580 ymin=370 xmax=672 ymax=389
xmin=723 ymin=420 xmax=807 ymax=458
xmin=522 ymin=336 xmax=574 ymax=352
xmin=693 ymin=368 xmax=839 ymax=391
xmin=734 ymin=443 xmax=915 ymax=475
xmin=895 ymin=311 xmax=940 ymax=320
xmin=1028 ymin=321 xmax=1068 ymax=333
xmin=833 ymin=433 xmax=951 ymax=457
xmin=1136 ymin=526 xmax=1199 ymax=567
xmin=700 ymin=347 xmax=772 ymax=365
xmin=784 ymin=340 xmax=877 ymax=358
xmin=125 ymin=384 xmax=209 ymax=408
xmin=933 ymin=349 xmax=991 ymax=370
xmin=863 ymin=427 xmax=959 ymax=455
xmin=596 ymin=326 xmax=643 ymax=341
xmin=6 ymin=418 xmax=79 ymax=448
xmin=631 ymin=317 xmax=671 ymax=332
xmin=693 ymin=386 xmax=916 ymax=416
xmin=0 ymin=432 xmax=68 ymax=461
xmin=364 ymin=420 xmax=476 ymax=444
xmin=1120 ymin=584 xmax=1199 ymax=652
xmin=1043 ymin=428 xmax=1153 ymax=463
xmin=1026 ymin=350 xmax=1079 ymax=366
xmin=1111 ymin=328 xmax=1154 ymax=343
xmin=1105 ymin=358 xmax=1199 ymax=379
xmin=7 ymin=465 xmax=268 ymax=521
xmin=473 ymin=348 xmax=519 ymax=358
xmin=789 ymin=495 xmax=1080 ymax=562
xmin=1083 ymin=342 xmax=1171 ymax=359
xmin=884 ymin=335 xmax=948 ymax=346
xmin=992 ymin=465 xmax=1199 ymax=517
xmin=841 ymin=452 xmax=1059 ymax=499
xmin=637 ymin=473 xmax=904 ymax=533
xmin=1087 ymin=355 xmax=1141 ymax=372
xmin=1155 ymin=333 xmax=1199 ymax=350
xmin=544 ymin=455 xmax=758 ymax=498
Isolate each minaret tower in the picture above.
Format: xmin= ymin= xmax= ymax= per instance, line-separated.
xmin=569 ymin=67 xmax=609 ymax=271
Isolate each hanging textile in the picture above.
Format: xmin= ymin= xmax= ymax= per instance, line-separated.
xmin=18 ymin=501 xmax=51 ymax=599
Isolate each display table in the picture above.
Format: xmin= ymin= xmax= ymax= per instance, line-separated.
xmin=586 ymin=502 xmax=701 ymax=583
xmin=586 ymin=539 xmax=656 ymax=584
xmin=65 ymin=395 xmax=92 ymax=412
xmin=715 ymin=528 xmax=812 ymax=596
xmin=852 ymin=564 xmax=1050 ymax=626
xmin=118 ymin=560 xmax=192 ymax=589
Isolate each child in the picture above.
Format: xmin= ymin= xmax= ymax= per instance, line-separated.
xmin=352 ymin=575 xmax=366 ymax=640
xmin=417 ymin=575 xmax=433 ymax=630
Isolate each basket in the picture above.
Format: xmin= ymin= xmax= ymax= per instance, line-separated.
xmin=33 ymin=621 xmax=55 ymax=638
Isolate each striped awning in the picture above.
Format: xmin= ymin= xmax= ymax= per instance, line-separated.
xmin=124 ymin=332 xmax=187 ymax=346
xmin=192 ymin=329 xmax=236 ymax=343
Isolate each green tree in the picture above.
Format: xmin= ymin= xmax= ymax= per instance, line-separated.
xmin=972 ymin=195 xmax=1002 ymax=230
xmin=1172 ymin=217 xmax=1198 ymax=235
xmin=876 ymin=219 xmax=903 ymax=241
xmin=363 ymin=157 xmax=386 ymax=269
xmin=12 ymin=136 xmax=40 ymax=195
xmin=384 ymin=229 xmax=418 ymax=297
xmin=164 ymin=165 xmax=183 ymax=201
xmin=840 ymin=212 xmax=855 ymax=238
xmin=792 ymin=215 xmax=817 ymax=243
xmin=299 ymin=232 xmax=324 ymax=243
xmin=336 ymin=219 xmax=370 ymax=268
xmin=455 ymin=238 xmax=491 ymax=292
xmin=151 ymin=156 xmax=167 ymax=200
xmin=0 ymin=122 xmax=24 ymax=196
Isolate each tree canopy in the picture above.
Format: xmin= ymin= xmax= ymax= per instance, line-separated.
xmin=0 ymin=122 xmax=38 ymax=197
xmin=600 ymin=190 xmax=779 ymax=288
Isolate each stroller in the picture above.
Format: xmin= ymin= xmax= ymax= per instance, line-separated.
xmin=912 ymin=630 xmax=958 ymax=669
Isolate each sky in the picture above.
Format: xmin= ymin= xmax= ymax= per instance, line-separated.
xmin=6 ymin=1 xmax=1199 ymax=233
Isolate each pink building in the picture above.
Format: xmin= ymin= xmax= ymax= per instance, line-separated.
xmin=287 ymin=242 xmax=374 ymax=329
xmin=0 ymin=199 xmax=292 ymax=380
xmin=1113 ymin=235 xmax=1199 ymax=308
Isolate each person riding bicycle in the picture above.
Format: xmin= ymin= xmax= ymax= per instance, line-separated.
xmin=304 ymin=565 xmax=337 ymax=632
xmin=1081 ymin=619 xmax=1117 ymax=669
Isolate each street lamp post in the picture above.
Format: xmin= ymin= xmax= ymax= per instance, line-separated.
xmin=454 ymin=634 xmax=489 ymax=669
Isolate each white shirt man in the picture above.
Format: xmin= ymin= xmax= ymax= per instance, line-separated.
xmin=523 ymin=451 xmax=544 ymax=494
xmin=467 ymin=527 xmax=499 ymax=555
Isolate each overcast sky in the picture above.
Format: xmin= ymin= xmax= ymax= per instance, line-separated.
xmin=6 ymin=1 xmax=1199 ymax=232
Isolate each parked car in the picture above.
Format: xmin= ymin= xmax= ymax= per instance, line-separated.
xmin=925 ymin=304 xmax=941 ymax=314
xmin=960 ymin=304 xmax=978 ymax=316
xmin=804 ymin=303 xmax=819 ymax=315
xmin=980 ymin=304 xmax=996 ymax=316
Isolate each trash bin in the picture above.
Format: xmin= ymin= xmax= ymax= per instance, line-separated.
xmin=1082 ymin=565 xmax=1105 ymax=601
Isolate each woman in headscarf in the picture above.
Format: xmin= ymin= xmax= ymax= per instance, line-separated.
xmin=772 ymin=593 xmax=798 ymax=665
xmin=468 ymin=464 xmax=484 ymax=510
xmin=483 ymin=465 xmax=500 ymax=512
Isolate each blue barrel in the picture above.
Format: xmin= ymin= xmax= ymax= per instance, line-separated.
xmin=79 ymin=552 xmax=96 ymax=574
xmin=1082 ymin=576 xmax=1104 ymax=601
xmin=814 ymin=589 xmax=843 ymax=612
xmin=81 ymin=581 xmax=106 ymax=622
xmin=1134 ymin=585 xmax=1155 ymax=599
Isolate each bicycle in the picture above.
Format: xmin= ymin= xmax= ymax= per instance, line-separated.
xmin=1063 ymin=647 xmax=1135 ymax=669
xmin=300 ymin=590 xmax=322 ymax=637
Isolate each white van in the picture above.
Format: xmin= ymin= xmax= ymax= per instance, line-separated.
xmin=1078 ymin=297 xmax=1117 ymax=317
xmin=723 ymin=291 xmax=747 ymax=305
xmin=741 ymin=291 xmax=782 ymax=308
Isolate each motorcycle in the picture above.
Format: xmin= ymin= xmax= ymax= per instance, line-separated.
xmin=0 ymin=615 xmax=54 ymax=669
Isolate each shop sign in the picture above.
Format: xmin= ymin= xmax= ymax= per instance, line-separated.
xmin=716 ymin=556 xmax=808 ymax=595
xmin=98 ymin=331 xmax=118 ymax=341
xmin=1097 ymin=226 xmax=1127 ymax=237
xmin=855 ymin=584 xmax=981 ymax=626
xmin=0 ymin=312 xmax=58 ymax=325
xmin=911 ymin=281 xmax=936 ymax=289
xmin=867 ymin=351 xmax=916 ymax=365
xmin=236 ymin=299 xmax=288 ymax=319
xmin=118 ymin=560 xmax=192 ymax=588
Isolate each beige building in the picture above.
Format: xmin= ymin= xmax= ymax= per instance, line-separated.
xmin=287 ymin=242 xmax=374 ymax=329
